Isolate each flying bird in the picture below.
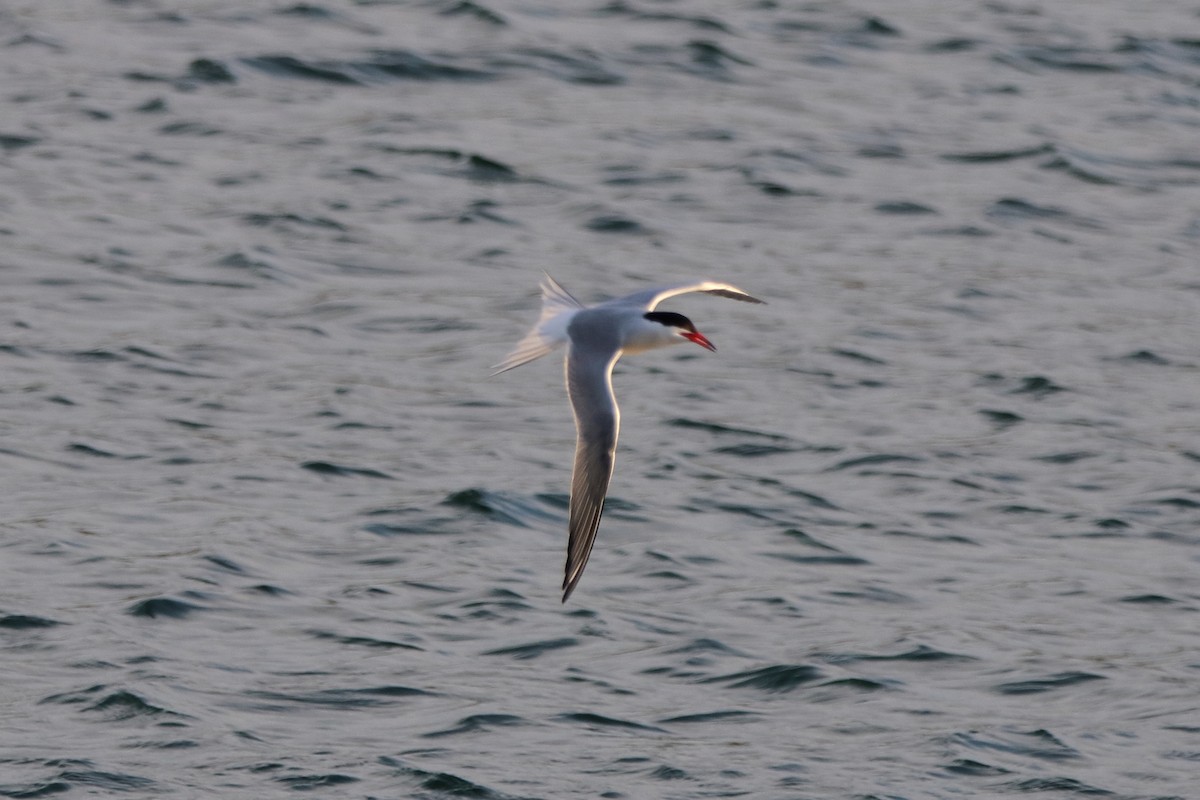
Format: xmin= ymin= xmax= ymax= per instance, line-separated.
xmin=493 ymin=274 xmax=765 ymax=601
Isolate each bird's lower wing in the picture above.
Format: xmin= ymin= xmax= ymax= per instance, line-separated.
xmin=562 ymin=343 xmax=620 ymax=602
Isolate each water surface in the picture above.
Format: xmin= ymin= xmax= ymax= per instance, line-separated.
xmin=2 ymin=2 xmax=1198 ymax=798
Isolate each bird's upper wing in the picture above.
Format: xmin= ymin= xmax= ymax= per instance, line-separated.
xmin=562 ymin=336 xmax=621 ymax=602
xmin=601 ymin=280 xmax=766 ymax=312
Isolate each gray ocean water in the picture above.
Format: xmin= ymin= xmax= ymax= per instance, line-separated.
xmin=3 ymin=2 xmax=1199 ymax=798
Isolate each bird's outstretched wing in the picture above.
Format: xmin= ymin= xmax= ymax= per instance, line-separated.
xmin=601 ymin=280 xmax=766 ymax=312
xmin=562 ymin=338 xmax=621 ymax=602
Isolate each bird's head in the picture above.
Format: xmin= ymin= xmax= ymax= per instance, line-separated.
xmin=643 ymin=311 xmax=716 ymax=352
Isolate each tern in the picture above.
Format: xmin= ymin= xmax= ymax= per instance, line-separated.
xmin=493 ymin=274 xmax=765 ymax=601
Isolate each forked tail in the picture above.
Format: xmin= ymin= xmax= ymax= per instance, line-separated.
xmin=491 ymin=274 xmax=584 ymax=374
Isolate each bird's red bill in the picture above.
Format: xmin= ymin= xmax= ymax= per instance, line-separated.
xmin=683 ymin=330 xmax=716 ymax=351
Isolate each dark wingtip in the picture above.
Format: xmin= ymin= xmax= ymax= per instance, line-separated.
xmin=705 ymin=288 xmax=767 ymax=304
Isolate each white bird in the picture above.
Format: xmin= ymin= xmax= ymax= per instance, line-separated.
xmin=493 ymin=274 xmax=765 ymax=601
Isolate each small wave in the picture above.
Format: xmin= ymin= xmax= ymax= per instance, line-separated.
xmin=0 ymin=613 xmax=60 ymax=629
xmin=994 ymin=671 xmax=1107 ymax=696
xmin=301 ymin=461 xmax=392 ymax=479
xmin=380 ymin=757 xmax=521 ymax=800
xmin=555 ymin=712 xmax=667 ymax=733
xmin=51 ymin=770 xmax=156 ymax=793
xmin=244 ymin=685 xmax=432 ymax=711
xmin=658 ymin=709 xmax=759 ymax=725
xmin=127 ymin=596 xmax=207 ymax=619
xmin=703 ymin=663 xmax=823 ymax=693
xmin=949 ymin=728 xmax=1082 ymax=761
xmin=243 ymin=50 xmax=496 ymax=85
xmin=307 ymin=629 xmax=424 ymax=651
xmin=826 ymin=453 xmax=922 ymax=472
xmin=275 ymin=773 xmax=360 ymax=790
xmin=422 ymin=713 xmax=525 ymax=738
xmin=438 ymin=487 xmax=561 ymax=527
xmin=815 ymin=644 xmax=977 ymax=665
xmin=482 ymin=637 xmax=579 ymax=660
xmin=84 ymin=690 xmax=190 ymax=722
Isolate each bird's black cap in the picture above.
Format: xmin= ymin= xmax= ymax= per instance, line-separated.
xmin=643 ymin=311 xmax=697 ymax=333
